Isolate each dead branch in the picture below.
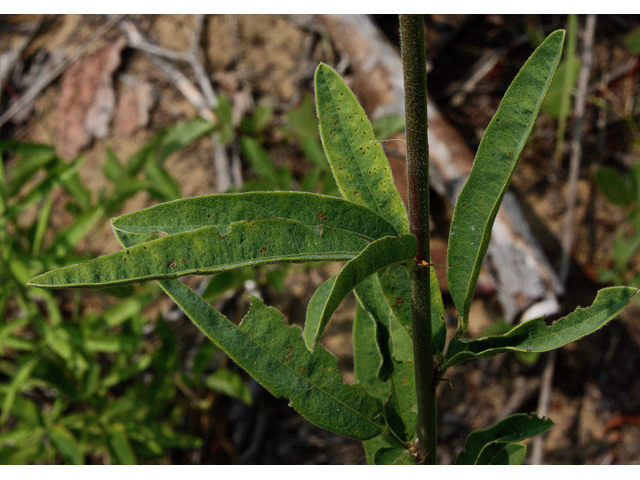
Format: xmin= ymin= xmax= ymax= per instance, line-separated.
xmin=0 ymin=15 xmax=123 ymax=129
xmin=559 ymin=14 xmax=598 ymax=285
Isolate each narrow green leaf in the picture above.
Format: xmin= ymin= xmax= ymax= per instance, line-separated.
xmin=286 ymin=94 xmax=329 ymax=169
xmin=27 ymin=219 xmax=369 ymax=288
xmin=157 ymin=118 xmax=215 ymax=161
xmin=376 ymin=265 xmax=446 ymax=354
xmin=447 ymin=30 xmax=565 ymax=330
xmin=204 ymin=369 xmax=253 ymax=405
xmin=353 ymin=301 xmax=390 ymax=404
xmin=624 ymin=25 xmax=640 ymax=54
xmin=48 ymin=425 xmax=84 ymax=465
xmin=103 ymin=148 xmax=124 ymax=182
xmin=377 ymin=265 xmax=413 ymax=335
xmin=442 ymin=286 xmax=638 ymax=371
xmin=0 ymin=140 xmax=56 ymax=197
xmin=160 ymin=280 xmax=383 ymax=440
xmin=455 ymin=413 xmax=552 ymax=465
xmin=478 ymin=441 xmax=527 ymax=465
xmin=4 ymin=155 xmax=85 ymax=220
xmin=31 ymin=194 xmax=54 ymax=255
xmin=47 ymin=205 xmax=104 ymax=259
xmin=384 ymin=359 xmax=417 ymax=443
xmin=105 ymin=423 xmax=137 ymax=465
xmin=1 ymin=357 xmax=38 ymax=424
xmin=374 ymin=447 xmax=415 ymax=465
xmin=355 ymin=278 xmax=417 ymax=444
xmin=315 ymin=63 xmax=409 ymax=235
xmin=100 ymin=296 xmax=146 ymax=329
xmin=240 ymin=136 xmax=279 ymax=186
xmin=355 ymin=274 xmax=413 ymax=362
xmin=428 ymin=267 xmax=446 ymax=354
xmin=304 ymin=234 xmax=417 ymax=350
xmin=111 ymin=191 xmax=397 ymax=241
xmin=595 ymin=166 xmax=634 ymax=206
xmin=60 ymin=167 xmax=92 ymax=211
xmin=144 ymin=159 xmax=181 ymax=201
xmin=372 ymin=114 xmax=406 ymax=140
xmin=124 ymin=141 xmax=156 ymax=177
xmin=362 ymin=434 xmax=407 ymax=465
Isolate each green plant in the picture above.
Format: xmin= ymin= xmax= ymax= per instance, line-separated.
xmin=593 ymin=25 xmax=640 ymax=288
xmin=541 ymin=14 xmax=580 ymax=168
xmin=1 ymin=121 xmax=254 ymax=464
xmin=27 ymin=18 xmax=637 ymax=464
xmin=595 ymin=160 xmax=640 ymax=286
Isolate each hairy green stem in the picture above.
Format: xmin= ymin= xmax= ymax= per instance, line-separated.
xmin=399 ymin=14 xmax=436 ymax=464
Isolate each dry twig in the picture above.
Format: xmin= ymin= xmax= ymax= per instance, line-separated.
xmin=117 ymin=19 xmax=217 ymax=121
xmin=530 ymin=350 xmax=557 ymax=464
xmin=559 ymin=14 xmax=597 ymax=285
xmin=533 ymin=14 xmax=598 ymax=465
xmin=0 ymin=15 xmax=123 ymax=129
xmin=0 ymin=15 xmax=44 ymax=106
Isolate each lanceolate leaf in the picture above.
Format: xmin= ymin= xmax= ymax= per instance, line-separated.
xmin=374 ymin=447 xmax=415 ymax=465
xmin=447 ymin=30 xmax=565 ymax=330
xmin=363 ymin=434 xmax=412 ymax=465
xmin=455 ymin=413 xmax=552 ymax=465
xmin=27 ymin=219 xmax=369 ymax=289
xmin=353 ymin=301 xmax=391 ymax=404
xmin=48 ymin=424 xmax=84 ymax=465
xmin=160 ymin=280 xmax=384 ymax=440
xmin=354 ymin=278 xmax=417 ymax=444
xmin=442 ymin=286 xmax=638 ymax=371
xmin=111 ymin=191 xmax=397 ymax=241
xmin=384 ymin=359 xmax=417 ymax=443
xmin=355 ymin=274 xmax=412 ymax=364
xmin=477 ymin=441 xmax=527 ymax=465
xmin=304 ymin=234 xmax=417 ymax=350
xmin=376 ymin=265 xmax=446 ymax=355
xmin=315 ymin=63 xmax=409 ymax=235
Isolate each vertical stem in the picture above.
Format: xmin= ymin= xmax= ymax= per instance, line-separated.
xmin=399 ymin=14 xmax=437 ymax=464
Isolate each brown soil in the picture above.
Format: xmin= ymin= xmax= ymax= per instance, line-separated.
xmin=2 ymin=14 xmax=640 ymax=465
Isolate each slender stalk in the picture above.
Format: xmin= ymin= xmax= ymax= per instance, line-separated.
xmin=399 ymin=14 xmax=437 ymax=464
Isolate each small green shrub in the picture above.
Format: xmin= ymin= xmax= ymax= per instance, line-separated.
xmin=1 ymin=121 xmax=254 ymax=464
xmin=27 ymin=20 xmax=637 ymax=464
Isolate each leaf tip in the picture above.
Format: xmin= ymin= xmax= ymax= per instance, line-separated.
xmin=302 ymin=321 xmax=318 ymax=352
xmin=26 ymin=273 xmax=48 ymax=288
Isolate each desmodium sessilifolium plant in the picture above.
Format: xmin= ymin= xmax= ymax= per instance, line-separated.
xmin=27 ymin=17 xmax=637 ymax=464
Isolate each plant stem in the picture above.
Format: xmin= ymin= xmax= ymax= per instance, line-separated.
xmin=399 ymin=14 xmax=437 ymax=464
